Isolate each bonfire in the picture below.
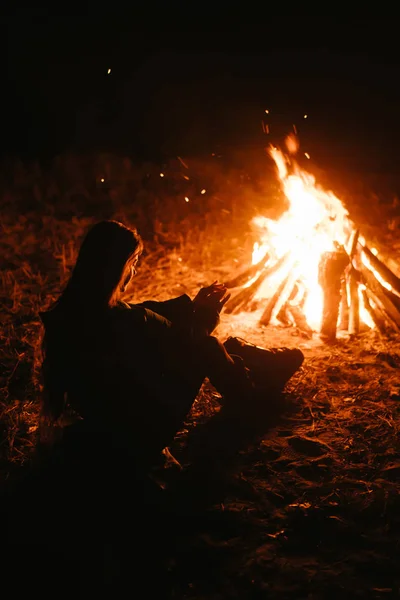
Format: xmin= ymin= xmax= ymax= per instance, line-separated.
xmin=225 ymin=136 xmax=400 ymax=342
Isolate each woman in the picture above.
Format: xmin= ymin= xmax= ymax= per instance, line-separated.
xmin=39 ymin=219 xmax=303 ymax=477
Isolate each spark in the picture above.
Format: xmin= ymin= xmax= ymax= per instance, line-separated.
xmin=107 ymin=68 xmax=111 ymax=74
xmin=177 ymin=156 xmax=189 ymax=169
xmin=100 ymin=178 xmax=105 ymax=182
xmin=185 ymin=197 xmax=190 ymax=202
xmin=304 ymin=114 xmax=308 ymax=119
xmin=265 ymin=109 xmax=269 ymax=114
xmin=304 ymin=152 xmax=310 ymax=159
xmin=201 ymin=189 xmax=206 ymax=194
xmin=159 ymin=173 xmax=164 ymax=177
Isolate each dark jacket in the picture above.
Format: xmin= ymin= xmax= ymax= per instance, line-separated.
xmin=39 ymin=294 xmax=219 ymax=464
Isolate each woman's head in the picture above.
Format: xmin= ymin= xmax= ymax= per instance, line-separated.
xmin=57 ymin=220 xmax=143 ymax=310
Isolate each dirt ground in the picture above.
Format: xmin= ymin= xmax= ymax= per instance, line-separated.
xmin=1 ymin=155 xmax=400 ymax=598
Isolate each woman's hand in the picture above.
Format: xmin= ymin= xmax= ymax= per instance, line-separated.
xmin=193 ymin=281 xmax=231 ymax=315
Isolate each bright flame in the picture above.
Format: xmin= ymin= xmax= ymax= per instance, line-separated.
xmin=361 ymin=252 xmax=393 ymax=292
xmin=251 ymin=145 xmax=353 ymax=330
xmin=252 ymin=241 xmax=269 ymax=265
xmin=358 ymin=284 xmax=375 ymax=329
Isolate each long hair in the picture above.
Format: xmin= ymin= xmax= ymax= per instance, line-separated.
xmin=55 ymin=220 xmax=143 ymax=310
xmin=39 ymin=220 xmax=143 ymax=424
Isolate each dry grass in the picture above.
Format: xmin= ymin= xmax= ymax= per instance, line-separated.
xmin=1 ymin=151 xmax=400 ymax=597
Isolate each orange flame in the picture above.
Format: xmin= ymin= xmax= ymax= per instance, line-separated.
xmin=251 ymin=144 xmax=353 ymax=330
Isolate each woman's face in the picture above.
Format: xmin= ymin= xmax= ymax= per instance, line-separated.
xmin=120 ymin=255 xmax=139 ymax=293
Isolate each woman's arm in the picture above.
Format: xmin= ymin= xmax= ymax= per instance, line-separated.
xmin=137 ymin=294 xmax=193 ymax=324
xmin=131 ymin=293 xmax=221 ymax=338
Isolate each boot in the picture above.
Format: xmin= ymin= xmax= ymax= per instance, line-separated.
xmin=223 ymin=336 xmax=304 ymax=393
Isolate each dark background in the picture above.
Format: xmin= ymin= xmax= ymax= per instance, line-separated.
xmin=4 ymin=13 xmax=400 ymax=171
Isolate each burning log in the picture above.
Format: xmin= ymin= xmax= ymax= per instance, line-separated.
xmin=287 ymin=303 xmax=313 ymax=335
xmin=276 ymin=306 xmax=291 ymax=326
xmin=359 ymin=243 xmax=400 ymax=297
xmin=361 ymin=288 xmax=387 ymax=334
xmin=348 ymin=229 xmax=360 ymax=261
xmin=358 ymin=263 xmax=400 ymax=331
xmin=348 ymin=228 xmax=361 ymax=335
xmin=225 ymin=254 xmax=288 ymax=315
xmin=259 ymin=273 xmax=291 ymax=326
xmin=338 ymin=278 xmax=349 ymax=331
xmin=259 ymin=266 xmax=299 ymax=326
xmin=224 ymin=251 xmax=269 ymax=288
xmin=382 ymin=286 xmax=400 ymax=315
xmin=318 ymin=247 xmax=349 ymax=341
xmin=348 ymin=266 xmax=360 ymax=336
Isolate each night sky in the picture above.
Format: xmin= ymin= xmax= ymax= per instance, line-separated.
xmin=4 ymin=14 xmax=400 ymax=171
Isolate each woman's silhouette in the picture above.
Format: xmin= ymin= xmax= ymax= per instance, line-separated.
xmin=39 ymin=219 xmax=304 ymax=487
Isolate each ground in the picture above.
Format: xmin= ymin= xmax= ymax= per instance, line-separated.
xmin=1 ymin=153 xmax=400 ymax=598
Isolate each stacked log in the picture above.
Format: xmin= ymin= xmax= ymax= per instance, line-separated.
xmin=318 ymin=247 xmax=349 ymax=341
xmin=224 ymin=232 xmax=400 ymax=341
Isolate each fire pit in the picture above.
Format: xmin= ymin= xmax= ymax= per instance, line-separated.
xmin=225 ymin=138 xmax=400 ymax=342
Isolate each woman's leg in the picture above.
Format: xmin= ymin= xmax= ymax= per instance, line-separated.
xmin=158 ymin=335 xmax=252 ymax=441
xmin=138 ymin=335 xmax=251 ymax=464
xmin=223 ymin=336 xmax=304 ymax=392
